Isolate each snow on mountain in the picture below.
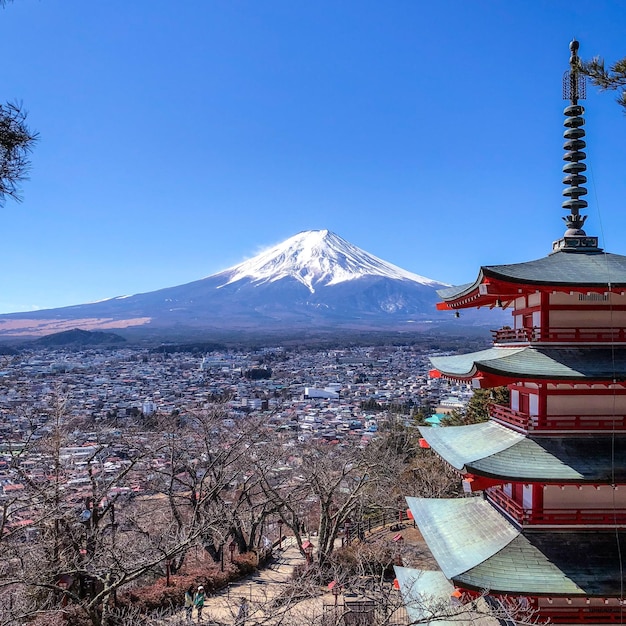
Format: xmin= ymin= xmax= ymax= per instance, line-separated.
xmin=217 ymin=230 xmax=445 ymax=293
xmin=0 ymin=229 xmax=495 ymax=339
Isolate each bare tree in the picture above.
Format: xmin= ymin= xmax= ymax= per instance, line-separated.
xmin=0 ymin=398 xmax=241 ymax=626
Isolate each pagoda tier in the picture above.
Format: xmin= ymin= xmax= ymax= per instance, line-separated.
xmin=419 ymin=422 xmax=626 ymax=528
xmin=418 ymin=421 xmax=626 ymax=484
xmin=430 ymin=346 xmax=626 ymax=383
xmin=430 ymin=348 xmax=626 ymax=434
xmin=436 ymin=249 xmax=626 ymax=310
xmin=437 ymin=254 xmax=626 ymax=347
xmin=407 ymin=497 xmax=626 ymax=599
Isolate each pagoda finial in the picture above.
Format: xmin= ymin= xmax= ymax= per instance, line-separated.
xmin=553 ymin=40 xmax=600 ymax=252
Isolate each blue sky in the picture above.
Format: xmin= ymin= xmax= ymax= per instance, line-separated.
xmin=1 ymin=1 xmax=625 ymax=313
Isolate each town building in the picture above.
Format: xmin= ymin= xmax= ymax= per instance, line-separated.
xmin=399 ymin=41 xmax=626 ymax=625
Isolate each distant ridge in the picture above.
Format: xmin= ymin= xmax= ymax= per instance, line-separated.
xmin=32 ymin=328 xmax=126 ymax=347
xmin=0 ymin=230 xmax=503 ymax=338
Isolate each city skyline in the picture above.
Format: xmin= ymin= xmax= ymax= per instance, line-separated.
xmin=1 ymin=1 xmax=625 ymax=313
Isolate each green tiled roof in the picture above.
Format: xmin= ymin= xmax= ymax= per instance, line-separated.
xmin=408 ymin=498 xmax=626 ymax=596
xmin=431 ymin=347 xmax=626 ymax=380
xmin=469 ymin=435 xmax=626 ymax=482
xmin=393 ymin=567 xmax=454 ymax=623
xmin=437 ymin=281 xmax=475 ymax=300
xmin=417 ymin=422 xmax=524 ymax=471
xmin=438 ymin=250 xmax=626 ymax=301
xmin=406 ymin=497 xmax=519 ymax=579
xmin=484 ymin=250 xmax=626 ymax=286
xmin=418 ymin=422 xmax=626 ymax=482
xmin=394 ymin=567 xmax=500 ymax=626
xmin=456 ymin=530 xmax=626 ymax=596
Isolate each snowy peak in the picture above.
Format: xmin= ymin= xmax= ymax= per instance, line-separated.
xmin=218 ymin=230 xmax=443 ymax=293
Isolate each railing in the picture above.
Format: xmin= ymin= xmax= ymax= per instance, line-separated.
xmin=490 ymin=328 xmax=534 ymax=343
xmin=541 ymin=415 xmax=626 ymax=430
xmin=489 ymin=404 xmax=626 ymax=432
xmin=489 ymin=404 xmax=530 ymax=430
xmin=345 ymin=509 xmax=410 ymax=544
xmin=539 ymin=607 xmax=625 ymax=623
xmin=487 ymin=488 xmax=626 ymax=526
xmin=492 ymin=326 xmax=626 ymax=344
xmin=526 ymin=509 xmax=626 ymax=525
xmin=486 ymin=487 xmax=525 ymax=524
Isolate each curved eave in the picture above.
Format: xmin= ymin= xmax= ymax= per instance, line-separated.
xmin=405 ymin=498 xmax=519 ymax=579
xmin=436 ymin=278 xmax=485 ymax=310
xmin=408 ymin=498 xmax=626 ymax=597
xmin=482 ymin=250 xmax=626 ymax=289
xmin=455 ymin=530 xmax=626 ymax=597
xmin=467 ymin=434 xmax=626 ymax=482
xmin=430 ymin=347 xmax=524 ymax=381
xmin=394 ymin=567 xmax=500 ymax=626
xmin=437 ymin=250 xmax=626 ymax=310
xmin=430 ymin=347 xmax=626 ymax=382
xmin=417 ymin=422 xmax=524 ymax=472
xmin=419 ymin=422 xmax=626 ymax=482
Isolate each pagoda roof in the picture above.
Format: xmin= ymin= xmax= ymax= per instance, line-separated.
xmin=437 ymin=250 xmax=626 ymax=307
xmin=407 ymin=497 xmax=626 ymax=596
xmin=418 ymin=422 xmax=626 ymax=482
xmin=417 ymin=422 xmax=524 ymax=471
xmin=405 ymin=498 xmax=518 ymax=579
xmin=430 ymin=346 xmax=626 ymax=381
xmin=394 ymin=566 xmax=499 ymax=626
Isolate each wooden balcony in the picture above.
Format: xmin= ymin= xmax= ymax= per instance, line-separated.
xmin=489 ymin=403 xmax=530 ymax=430
xmin=487 ymin=487 xmax=626 ymax=527
xmin=491 ymin=326 xmax=626 ymax=344
xmin=490 ymin=403 xmax=626 ymax=432
xmin=486 ymin=486 xmax=524 ymax=524
xmin=491 ymin=327 xmax=535 ymax=343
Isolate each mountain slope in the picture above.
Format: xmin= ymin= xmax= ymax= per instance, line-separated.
xmin=0 ymin=230 xmax=493 ymax=337
xmin=216 ymin=230 xmax=442 ymax=292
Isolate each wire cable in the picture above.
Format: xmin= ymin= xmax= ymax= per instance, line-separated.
xmin=589 ymin=159 xmax=624 ymax=613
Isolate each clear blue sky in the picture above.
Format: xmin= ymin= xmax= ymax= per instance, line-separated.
xmin=1 ymin=1 xmax=625 ymax=313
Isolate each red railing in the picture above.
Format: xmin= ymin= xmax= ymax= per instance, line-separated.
xmin=539 ymin=607 xmax=625 ymax=623
xmin=489 ymin=404 xmax=626 ymax=432
xmin=489 ymin=404 xmax=530 ymax=430
xmin=487 ymin=487 xmax=524 ymax=524
xmin=492 ymin=326 xmax=626 ymax=344
xmin=542 ymin=415 xmax=626 ymax=430
xmin=526 ymin=509 xmax=626 ymax=525
xmin=491 ymin=327 xmax=534 ymax=343
xmin=487 ymin=488 xmax=626 ymax=526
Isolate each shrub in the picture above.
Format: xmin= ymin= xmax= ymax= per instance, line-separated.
xmin=117 ymin=553 xmax=258 ymax=613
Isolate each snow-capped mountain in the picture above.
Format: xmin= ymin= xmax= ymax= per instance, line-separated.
xmin=0 ymin=230 xmax=490 ymax=338
xmin=218 ymin=230 xmax=442 ymax=292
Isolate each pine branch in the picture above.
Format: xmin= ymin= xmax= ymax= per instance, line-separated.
xmin=0 ymin=102 xmax=38 ymax=206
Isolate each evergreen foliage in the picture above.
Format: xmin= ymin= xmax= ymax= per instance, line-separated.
xmin=441 ymin=386 xmax=509 ymax=426
xmin=243 ymin=367 xmax=272 ymax=380
xmin=581 ymin=56 xmax=626 ymax=112
xmin=0 ymin=101 xmax=38 ymax=206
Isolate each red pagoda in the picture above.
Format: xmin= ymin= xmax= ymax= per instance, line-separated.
xmin=398 ymin=41 xmax=626 ymax=625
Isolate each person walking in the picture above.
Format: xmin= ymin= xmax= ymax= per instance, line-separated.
xmin=184 ymin=585 xmax=195 ymax=622
xmin=235 ymin=596 xmax=249 ymax=626
xmin=194 ymin=585 xmax=206 ymax=623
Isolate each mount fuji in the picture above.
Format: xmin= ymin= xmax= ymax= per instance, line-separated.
xmin=0 ymin=230 xmax=487 ymax=338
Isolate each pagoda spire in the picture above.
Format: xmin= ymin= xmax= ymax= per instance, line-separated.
xmin=553 ymin=40 xmax=600 ymax=252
